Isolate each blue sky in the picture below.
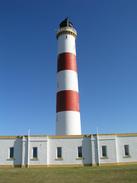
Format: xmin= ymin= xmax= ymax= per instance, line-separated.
xmin=0 ymin=0 xmax=137 ymax=135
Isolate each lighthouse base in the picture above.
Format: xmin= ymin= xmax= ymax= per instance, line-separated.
xmin=56 ymin=111 xmax=81 ymax=135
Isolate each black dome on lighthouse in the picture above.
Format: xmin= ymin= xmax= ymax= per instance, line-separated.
xmin=59 ymin=18 xmax=74 ymax=28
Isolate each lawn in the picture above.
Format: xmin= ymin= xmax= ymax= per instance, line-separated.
xmin=0 ymin=165 xmax=137 ymax=183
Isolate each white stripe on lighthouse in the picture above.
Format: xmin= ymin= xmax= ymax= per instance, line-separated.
xmin=57 ymin=70 xmax=79 ymax=92
xmin=57 ymin=34 xmax=76 ymax=55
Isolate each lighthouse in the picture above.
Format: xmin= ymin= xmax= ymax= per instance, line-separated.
xmin=56 ymin=18 xmax=81 ymax=135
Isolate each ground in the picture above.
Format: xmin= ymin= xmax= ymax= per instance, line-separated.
xmin=0 ymin=165 xmax=137 ymax=183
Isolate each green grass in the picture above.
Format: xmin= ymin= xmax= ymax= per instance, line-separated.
xmin=0 ymin=165 xmax=137 ymax=183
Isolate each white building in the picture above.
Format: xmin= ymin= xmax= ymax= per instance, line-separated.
xmin=0 ymin=133 xmax=137 ymax=167
xmin=1 ymin=19 xmax=136 ymax=167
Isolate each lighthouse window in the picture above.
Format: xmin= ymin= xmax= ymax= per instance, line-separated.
xmin=32 ymin=147 xmax=38 ymax=159
xmin=9 ymin=147 xmax=14 ymax=159
xmin=56 ymin=147 xmax=62 ymax=158
xmin=78 ymin=146 xmax=82 ymax=158
xmin=124 ymin=145 xmax=130 ymax=156
xmin=102 ymin=146 xmax=107 ymax=157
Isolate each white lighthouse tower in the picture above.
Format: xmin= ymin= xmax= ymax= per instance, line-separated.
xmin=56 ymin=18 xmax=81 ymax=135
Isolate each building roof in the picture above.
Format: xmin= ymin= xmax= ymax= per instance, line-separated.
xmin=0 ymin=133 xmax=137 ymax=139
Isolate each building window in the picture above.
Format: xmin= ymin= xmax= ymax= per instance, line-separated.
xmin=102 ymin=146 xmax=107 ymax=157
xmin=124 ymin=145 xmax=130 ymax=156
xmin=9 ymin=147 xmax=14 ymax=159
xmin=78 ymin=146 xmax=82 ymax=158
xmin=56 ymin=147 xmax=62 ymax=158
xmin=32 ymin=147 xmax=38 ymax=159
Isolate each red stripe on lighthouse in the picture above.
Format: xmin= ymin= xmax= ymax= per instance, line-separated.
xmin=57 ymin=53 xmax=77 ymax=72
xmin=56 ymin=90 xmax=79 ymax=112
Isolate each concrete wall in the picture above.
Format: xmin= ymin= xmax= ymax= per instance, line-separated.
xmin=82 ymin=136 xmax=92 ymax=165
xmin=117 ymin=136 xmax=137 ymax=163
xmin=0 ymin=137 xmax=22 ymax=166
xmin=28 ymin=136 xmax=48 ymax=166
xmin=48 ymin=137 xmax=83 ymax=165
xmin=98 ymin=135 xmax=117 ymax=164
